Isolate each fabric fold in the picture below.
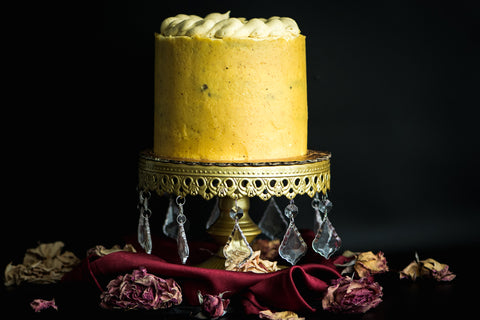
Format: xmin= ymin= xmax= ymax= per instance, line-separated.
xmin=63 ymin=231 xmax=342 ymax=314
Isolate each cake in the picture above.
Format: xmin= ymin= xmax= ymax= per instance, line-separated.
xmin=154 ymin=12 xmax=308 ymax=162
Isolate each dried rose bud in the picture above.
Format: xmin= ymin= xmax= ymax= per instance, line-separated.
xmin=100 ymin=266 xmax=182 ymax=310
xmin=30 ymin=298 xmax=58 ymax=312
xmin=198 ymin=291 xmax=230 ymax=319
xmin=322 ymin=276 xmax=383 ymax=314
xmin=354 ymin=251 xmax=389 ymax=278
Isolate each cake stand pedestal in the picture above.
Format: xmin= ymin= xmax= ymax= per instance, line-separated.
xmin=138 ymin=150 xmax=331 ymax=268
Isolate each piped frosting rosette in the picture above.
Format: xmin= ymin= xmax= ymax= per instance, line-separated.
xmin=160 ymin=11 xmax=300 ymax=39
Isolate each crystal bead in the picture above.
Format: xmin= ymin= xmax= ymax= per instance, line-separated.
xmin=177 ymin=213 xmax=187 ymax=225
xmin=229 ymin=206 xmax=244 ymax=220
xmin=319 ymin=199 xmax=333 ymax=214
xmin=284 ymin=202 xmax=298 ymax=219
xmin=258 ymin=198 xmax=288 ymax=240
xmin=312 ymin=214 xmax=341 ymax=259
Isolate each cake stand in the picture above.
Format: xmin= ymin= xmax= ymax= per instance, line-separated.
xmin=138 ymin=149 xmax=331 ymax=268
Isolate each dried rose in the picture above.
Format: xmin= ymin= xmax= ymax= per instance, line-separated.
xmin=354 ymin=251 xmax=389 ymax=278
xmin=198 ymin=291 xmax=230 ymax=319
xmin=30 ymin=298 xmax=58 ymax=312
xmin=225 ymin=251 xmax=279 ymax=273
xmin=5 ymin=241 xmax=80 ymax=286
xmin=400 ymin=254 xmax=455 ymax=282
xmin=100 ymin=266 xmax=182 ymax=310
xmin=259 ymin=310 xmax=305 ymax=320
xmin=322 ymin=276 xmax=383 ymax=314
xmin=252 ymin=239 xmax=280 ymax=260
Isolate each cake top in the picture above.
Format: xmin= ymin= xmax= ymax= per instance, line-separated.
xmin=160 ymin=11 xmax=300 ymax=39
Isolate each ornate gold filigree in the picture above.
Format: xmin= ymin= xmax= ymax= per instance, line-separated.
xmin=138 ymin=150 xmax=331 ymax=200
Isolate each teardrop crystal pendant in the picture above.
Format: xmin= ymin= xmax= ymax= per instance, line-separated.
xmin=137 ymin=190 xmax=152 ymax=254
xmin=312 ymin=193 xmax=341 ymax=259
xmin=163 ymin=196 xmax=180 ymax=239
xmin=206 ymin=197 xmax=220 ymax=230
xmin=176 ymin=215 xmax=189 ymax=264
xmin=223 ymin=205 xmax=253 ymax=267
xmin=138 ymin=210 xmax=152 ymax=254
xmin=258 ymin=197 xmax=288 ymax=240
xmin=176 ymin=196 xmax=189 ymax=264
xmin=141 ymin=214 xmax=152 ymax=254
xmin=137 ymin=211 xmax=145 ymax=246
xmin=279 ymin=200 xmax=307 ymax=265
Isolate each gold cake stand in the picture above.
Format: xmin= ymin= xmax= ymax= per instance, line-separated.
xmin=138 ymin=149 xmax=331 ymax=268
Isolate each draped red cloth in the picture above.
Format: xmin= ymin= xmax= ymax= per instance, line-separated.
xmin=63 ymin=230 xmax=346 ymax=315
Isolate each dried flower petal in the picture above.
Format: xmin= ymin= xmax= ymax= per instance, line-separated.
xmin=198 ymin=291 xmax=230 ymax=319
xmin=400 ymin=256 xmax=455 ymax=282
xmin=225 ymin=251 xmax=279 ymax=273
xmin=354 ymin=251 xmax=389 ymax=278
xmin=100 ymin=266 xmax=182 ymax=310
xmin=30 ymin=298 xmax=58 ymax=312
xmin=259 ymin=309 xmax=305 ymax=320
xmin=399 ymin=260 xmax=421 ymax=281
xmin=86 ymin=244 xmax=136 ymax=257
xmin=322 ymin=276 xmax=383 ymax=314
xmin=4 ymin=241 xmax=80 ymax=286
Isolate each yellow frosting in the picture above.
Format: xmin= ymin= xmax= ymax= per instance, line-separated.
xmin=154 ymin=13 xmax=308 ymax=162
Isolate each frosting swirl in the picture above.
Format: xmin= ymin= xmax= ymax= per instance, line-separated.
xmin=160 ymin=11 xmax=300 ymax=39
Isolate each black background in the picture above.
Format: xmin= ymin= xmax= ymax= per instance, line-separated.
xmin=3 ymin=0 xmax=479 ymax=267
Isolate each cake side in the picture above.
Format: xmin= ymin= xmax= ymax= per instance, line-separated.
xmin=153 ymin=13 xmax=308 ymax=162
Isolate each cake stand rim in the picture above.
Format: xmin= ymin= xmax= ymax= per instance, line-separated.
xmin=139 ymin=149 xmax=331 ymax=167
xmin=138 ymin=149 xmax=331 ymax=200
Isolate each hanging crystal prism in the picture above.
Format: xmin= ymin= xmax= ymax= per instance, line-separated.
xmin=163 ymin=196 xmax=180 ymax=239
xmin=223 ymin=202 xmax=253 ymax=268
xmin=206 ymin=197 xmax=220 ymax=230
xmin=141 ymin=213 xmax=152 ymax=254
xmin=175 ymin=196 xmax=189 ymax=264
xmin=312 ymin=192 xmax=341 ymax=259
xmin=137 ymin=210 xmax=145 ymax=245
xmin=312 ymin=192 xmax=332 ymax=233
xmin=258 ymin=197 xmax=288 ymax=240
xmin=137 ymin=190 xmax=152 ymax=254
xmin=279 ymin=199 xmax=307 ymax=265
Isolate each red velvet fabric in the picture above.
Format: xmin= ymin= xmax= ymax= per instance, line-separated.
xmin=63 ymin=231 xmax=344 ymax=315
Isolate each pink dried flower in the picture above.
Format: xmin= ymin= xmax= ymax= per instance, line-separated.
xmin=198 ymin=291 xmax=230 ymax=319
xmin=30 ymin=298 xmax=58 ymax=312
xmin=100 ymin=266 xmax=182 ymax=310
xmin=322 ymin=276 xmax=383 ymax=314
